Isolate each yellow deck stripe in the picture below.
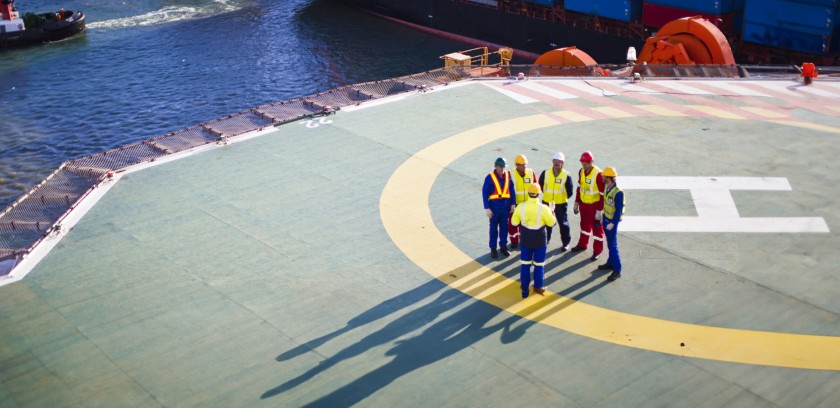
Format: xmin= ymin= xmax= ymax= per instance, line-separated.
xmin=740 ymin=107 xmax=788 ymax=118
xmin=592 ymin=106 xmax=634 ymax=118
xmin=380 ymin=113 xmax=840 ymax=370
xmin=686 ymin=105 xmax=745 ymax=119
xmin=552 ymin=110 xmax=593 ymax=122
xmin=772 ymin=120 xmax=840 ymax=134
xmin=636 ymin=104 xmax=685 ymax=116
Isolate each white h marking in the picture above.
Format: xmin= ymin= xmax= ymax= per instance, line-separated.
xmin=619 ymin=177 xmax=830 ymax=233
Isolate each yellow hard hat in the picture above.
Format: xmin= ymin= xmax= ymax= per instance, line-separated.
xmin=527 ymin=183 xmax=541 ymax=195
xmin=515 ymin=154 xmax=528 ymax=165
xmin=602 ymin=166 xmax=618 ymax=177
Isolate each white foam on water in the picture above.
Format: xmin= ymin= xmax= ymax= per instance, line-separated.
xmin=88 ymin=0 xmax=240 ymax=29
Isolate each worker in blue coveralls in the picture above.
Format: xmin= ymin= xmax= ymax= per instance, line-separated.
xmin=597 ymin=166 xmax=625 ymax=281
xmin=483 ymin=157 xmax=516 ymax=259
xmin=511 ymin=183 xmax=556 ymax=298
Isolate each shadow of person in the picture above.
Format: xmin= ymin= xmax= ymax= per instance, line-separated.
xmin=275 ymin=279 xmax=444 ymax=362
xmin=296 ymin=297 xmax=525 ymax=407
xmin=529 ymin=271 xmax=612 ymax=323
xmin=263 ymin=286 xmax=472 ymax=400
xmin=265 ymin=253 xmax=512 ymax=398
xmin=543 ymin=257 xmax=598 ymax=288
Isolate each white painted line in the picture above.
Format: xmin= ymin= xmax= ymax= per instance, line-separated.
xmin=651 ymin=81 xmax=714 ymax=95
xmin=555 ymin=80 xmax=617 ymax=96
xmin=612 ymin=82 xmax=663 ymax=94
xmin=518 ymin=81 xmax=578 ymax=99
xmin=792 ymin=84 xmax=840 ymax=98
xmin=749 ymin=81 xmax=806 ymax=98
xmin=618 ymin=176 xmax=829 ymax=233
xmin=620 ymin=176 xmax=792 ymax=190
xmin=691 ymin=188 xmax=741 ymax=218
xmin=621 ymin=216 xmax=830 ymax=233
xmin=819 ymin=82 xmax=840 ymax=94
xmin=717 ymin=82 xmax=771 ymax=97
xmin=482 ymin=82 xmax=539 ymax=104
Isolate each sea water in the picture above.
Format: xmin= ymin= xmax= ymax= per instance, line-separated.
xmin=0 ymin=0 xmax=469 ymax=208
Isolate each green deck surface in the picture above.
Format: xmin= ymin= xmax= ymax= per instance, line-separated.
xmin=1 ymin=79 xmax=839 ymax=407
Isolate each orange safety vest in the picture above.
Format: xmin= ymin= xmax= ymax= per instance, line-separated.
xmin=488 ymin=171 xmax=511 ymax=200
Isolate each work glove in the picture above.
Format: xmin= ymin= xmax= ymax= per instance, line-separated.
xmin=549 ymin=202 xmax=555 ymax=211
xmin=606 ymin=223 xmax=614 ymax=231
xmin=595 ymin=210 xmax=602 ymax=222
xmin=485 ymin=209 xmax=492 ymax=218
xmin=573 ymin=202 xmax=579 ymax=214
xmin=510 ymin=205 xmax=515 ymax=213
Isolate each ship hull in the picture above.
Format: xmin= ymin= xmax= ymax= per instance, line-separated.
xmin=0 ymin=11 xmax=85 ymax=50
xmin=338 ymin=0 xmax=645 ymax=63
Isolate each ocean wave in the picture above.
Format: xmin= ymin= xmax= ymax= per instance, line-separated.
xmin=87 ymin=0 xmax=242 ymax=30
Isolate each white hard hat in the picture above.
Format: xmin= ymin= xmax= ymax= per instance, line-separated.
xmin=552 ymin=151 xmax=565 ymax=161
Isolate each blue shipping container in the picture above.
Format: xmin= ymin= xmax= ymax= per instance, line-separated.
xmin=645 ymin=1 xmax=738 ymax=14
xmin=835 ymin=7 xmax=840 ymax=52
xmin=744 ymin=0 xmax=835 ymax=35
xmin=743 ymin=21 xmax=830 ymax=54
xmin=525 ymin=0 xmax=556 ymax=6
xmin=781 ymin=0 xmax=838 ymax=7
xmin=565 ymin=0 xmax=642 ymax=22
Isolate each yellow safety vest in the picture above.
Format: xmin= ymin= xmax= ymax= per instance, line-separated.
xmin=512 ymin=168 xmax=537 ymax=204
xmin=512 ymin=198 xmax=557 ymax=230
xmin=603 ymin=185 xmax=624 ymax=221
xmin=579 ymin=166 xmax=602 ymax=204
xmin=488 ymin=171 xmax=510 ymax=200
xmin=542 ymin=168 xmax=569 ymax=204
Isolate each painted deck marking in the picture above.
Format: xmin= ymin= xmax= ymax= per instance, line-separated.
xmin=380 ymin=111 xmax=840 ymax=370
xmin=792 ymin=84 xmax=840 ymax=98
xmin=620 ymin=177 xmax=829 ymax=233
xmin=685 ymin=105 xmax=745 ymax=120
xmin=740 ymin=106 xmax=788 ymax=118
xmin=772 ymin=120 xmax=840 ymax=135
xmin=592 ymin=106 xmax=634 ymax=118
xmin=636 ymin=104 xmax=686 ymax=116
xmin=556 ymin=80 xmax=618 ymax=96
xmin=708 ymin=82 xmax=771 ymax=97
xmin=650 ymin=81 xmax=714 ymax=95
xmin=518 ymin=81 xmax=579 ymax=99
xmin=551 ymin=110 xmax=593 ymax=122
xmin=482 ymin=82 xmax=539 ymax=104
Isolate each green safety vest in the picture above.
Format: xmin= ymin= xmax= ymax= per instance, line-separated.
xmin=603 ymin=185 xmax=624 ymax=221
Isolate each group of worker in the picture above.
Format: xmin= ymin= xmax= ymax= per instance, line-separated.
xmin=481 ymin=151 xmax=625 ymax=298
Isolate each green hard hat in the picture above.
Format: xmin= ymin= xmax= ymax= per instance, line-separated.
xmin=494 ymin=157 xmax=507 ymax=167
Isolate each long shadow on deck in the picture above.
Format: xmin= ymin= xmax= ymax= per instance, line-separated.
xmin=263 ymin=256 xmax=611 ymax=405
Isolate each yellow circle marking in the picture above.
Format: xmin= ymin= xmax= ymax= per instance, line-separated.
xmin=380 ymin=113 xmax=840 ymax=370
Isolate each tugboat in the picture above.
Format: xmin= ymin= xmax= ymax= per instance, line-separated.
xmin=0 ymin=0 xmax=85 ymax=49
